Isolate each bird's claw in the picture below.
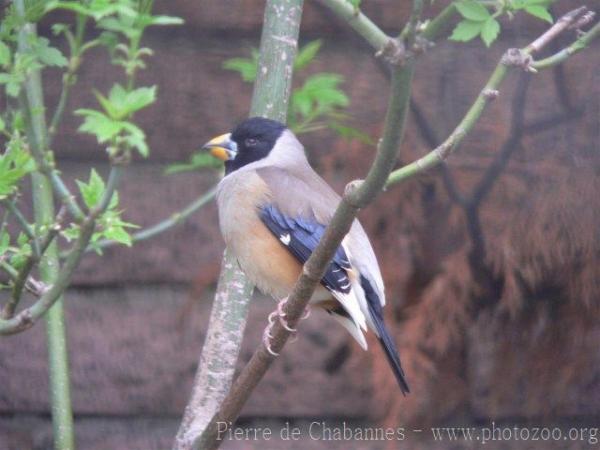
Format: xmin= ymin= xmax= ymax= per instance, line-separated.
xmin=262 ymin=298 xmax=311 ymax=356
xmin=277 ymin=298 xmax=297 ymax=332
xmin=263 ymin=312 xmax=280 ymax=356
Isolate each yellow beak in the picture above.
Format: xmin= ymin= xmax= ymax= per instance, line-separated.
xmin=201 ymin=133 xmax=237 ymax=161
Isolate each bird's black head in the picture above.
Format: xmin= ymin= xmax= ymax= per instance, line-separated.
xmin=202 ymin=117 xmax=287 ymax=175
xmin=227 ymin=117 xmax=286 ymax=174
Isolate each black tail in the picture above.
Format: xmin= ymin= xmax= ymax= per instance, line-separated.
xmin=361 ymin=276 xmax=410 ymax=395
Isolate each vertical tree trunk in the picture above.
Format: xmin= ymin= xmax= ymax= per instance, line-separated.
xmin=173 ymin=1 xmax=304 ymax=449
xmin=14 ymin=0 xmax=75 ymax=447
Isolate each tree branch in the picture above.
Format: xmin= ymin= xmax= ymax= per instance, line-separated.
xmin=0 ymin=215 xmax=95 ymax=335
xmin=314 ymin=0 xmax=389 ymax=50
xmin=174 ymin=5 xmax=599 ymax=450
xmin=386 ymin=6 xmax=599 ymax=187
xmin=173 ymin=249 xmax=253 ymax=450
xmin=468 ymin=73 xmax=530 ymax=208
xmin=525 ymin=6 xmax=593 ymax=54
xmin=0 ymin=165 xmax=117 ymax=335
xmin=1 ymin=206 xmax=66 ymax=319
xmin=198 ymin=2 xmax=422 ymax=447
xmin=13 ymin=0 xmax=76 ymax=446
xmin=421 ymin=3 xmax=458 ymax=41
xmin=173 ymin=1 xmax=305 ymax=449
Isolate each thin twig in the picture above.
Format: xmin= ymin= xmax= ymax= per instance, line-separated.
xmin=314 ymin=0 xmax=390 ymax=50
xmin=532 ymin=21 xmax=600 ymax=70
xmin=409 ymin=98 xmax=467 ymax=206
xmin=468 ymin=74 xmax=530 ymax=208
xmin=526 ymin=7 xmax=592 ymax=53
xmin=421 ymin=3 xmax=458 ymax=41
xmin=18 ymin=111 xmax=86 ymax=222
xmin=2 ymin=199 xmax=40 ymax=257
xmin=94 ymin=186 xmax=217 ymax=252
xmin=48 ymin=15 xmax=87 ymax=144
xmin=0 ymin=259 xmax=19 ymax=280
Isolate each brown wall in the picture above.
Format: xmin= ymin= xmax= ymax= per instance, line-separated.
xmin=1 ymin=1 xmax=599 ymax=449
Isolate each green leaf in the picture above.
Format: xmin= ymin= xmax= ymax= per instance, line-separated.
xmin=10 ymin=234 xmax=31 ymax=270
xmin=16 ymin=231 xmax=28 ymax=246
xmin=223 ymin=57 xmax=258 ymax=82
xmin=449 ymin=19 xmax=484 ymax=42
xmin=0 ymin=140 xmax=34 ymax=199
xmin=98 ymin=210 xmax=138 ymax=247
xmin=165 ymin=152 xmax=222 ymax=175
xmin=98 ymin=16 xmax=135 ymax=38
xmin=96 ymin=84 xmax=156 ymax=119
xmin=146 ymin=15 xmax=184 ymax=26
xmin=524 ymin=5 xmax=553 ymax=23
xmin=481 ymin=18 xmax=500 ymax=47
xmin=511 ymin=0 xmax=554 ymax=7
xmin=46 ymin=0 xmax=137 ymax=20
xmin=0 ymin=41 xmax=11 ymax=68
xmin=61 ymin=224 xmax=80 ymax=242
xmin=120 ymin=122 xmax=149 ymax=157
xmin=94 ymin=90 xmax=120 ymax=119
xmin=294 ymin=40 xmax=322 ymax=71
xmin=6 ymin=80 xmax=20 ymax=97
xmin=0 ymin=232 xmax=9 ymax=258
xmin=302 ymin=73 xmax=344 ymax=90
xmin=108 ymin=190 xmax=119 ymax=210
xmin=51 ymin=23 xmax=69 ymax=36
xmin=102 ymin=226 xmax=132 ymax=246
xmin=328 ymin=122 xmax=374 ymax=145
xmin=76 ymin=169 xmax=105 ymax=209
xmin=315 ymin=88 xmax=349 ymax=108
xmin=32 ymin=37 xmax=68 ymax=67
xmin=75 ymin=109 xmax=125 ymax=142
xmin=12 ymin=111 xmax=24 ymax=131
xmin=120 ymin=85 xmax=156 ymax=115
xmin=454 ymin=0 xmax=490 ymax=21
xmin=0 ymin=72 xmax=23 ymax=98
xmin=292 ymin=91 xmax=313 ymax=117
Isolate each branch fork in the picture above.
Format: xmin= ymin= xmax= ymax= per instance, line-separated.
xmin=501 ymin=48 xmax=537 ymax=72
xmin=376 ymin=38 xmax=408 ymax=65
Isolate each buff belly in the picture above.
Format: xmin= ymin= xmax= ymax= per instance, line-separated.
xmin=217 ymin=170 xmax=331 ymax=302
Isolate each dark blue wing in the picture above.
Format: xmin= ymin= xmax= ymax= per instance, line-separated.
xmin=259 ymin=204 xmax=352 ymax=294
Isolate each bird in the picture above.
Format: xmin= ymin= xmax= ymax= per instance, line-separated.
xmin=202 ymin=116 xmax=410 ymax=394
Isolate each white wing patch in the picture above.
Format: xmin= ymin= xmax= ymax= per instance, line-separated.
xmin=331 ymin=290 xmax=367 ymax=332
xmin=330 ymin=312 xmax=368 ymax=350
xmin=279 ymin=233 xmax=291 ymax=245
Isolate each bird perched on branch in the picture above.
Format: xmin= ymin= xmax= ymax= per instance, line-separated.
xmin=202 ymin=117 xmax=409 ymax=394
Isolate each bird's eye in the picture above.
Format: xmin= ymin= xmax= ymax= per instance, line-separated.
xmin=245 ymin=138 xmax=258 ymax=147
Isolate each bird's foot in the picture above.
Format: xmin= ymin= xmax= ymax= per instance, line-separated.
xmin=262 ymin=298 xmax=311 ymax=356
xmin=277 ymin=297 xmax=311 ymax=330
